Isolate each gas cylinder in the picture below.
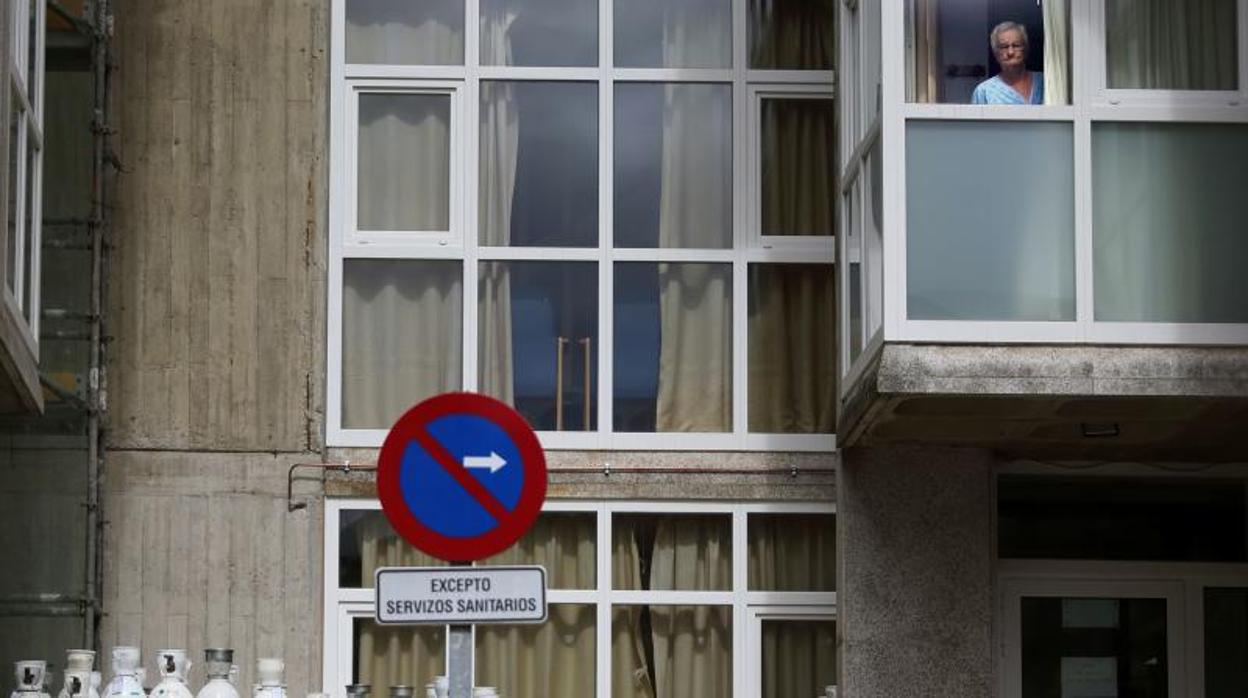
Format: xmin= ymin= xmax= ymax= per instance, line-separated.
xmin=387 ymin=687 xmax=411 ymax=698
xmin=250 ymin=659 xmax=285 ymax=698
xmin=471 ymin=689 xmax=497 ymax=698
xmin=195 ymin=650 xmax=239 ymax=698
xmin=12 ymin=660 xmax=47 ymax=698
xmin=343 ymin=685 xmax=368 ymax=698
xmin=151 ymin=651 xmax=193 ymax=698
xmin=103 ymin=648 xmax=144 ymax=698
xmin=58 ymin=651 xmax=97 ymax=698
xmin=422 ymin=678 xmax=446 ymax=698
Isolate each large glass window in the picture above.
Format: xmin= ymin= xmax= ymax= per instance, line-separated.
xmin=1105 ymin=0 xmax=1239 ymax=91
xmin=332 ymin=0 xmax=835 ymax=449
xmin=906 ymin=120 xmax=1075 ymax=321
xmin=4 ymin=0 xmax=44 ymax=340
xmin=327 ymin=503 xmax=837 ymax=698
xmin=1093 ymin=123 xmax=1248 ymax=323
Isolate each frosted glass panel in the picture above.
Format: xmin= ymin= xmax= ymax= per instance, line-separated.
xmin=1093 ymin=123 xmax=1248 ymax=323
xmin=342 ymin=260 xmax=462 ymax=429
xmin=906 ymin=121 xmax=1075 ymax=321
xmin=357 ymin=94 xmax=450 ymax=231
xmin=346 ymin=0 xmax=464 ymax=65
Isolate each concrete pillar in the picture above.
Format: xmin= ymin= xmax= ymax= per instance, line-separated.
xmin=837 ymin=446 xmax=995 ymax=697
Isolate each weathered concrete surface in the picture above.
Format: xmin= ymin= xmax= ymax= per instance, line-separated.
xmin=324 ymin=449 xmax=837 ymax=501
xmin=100 ymin=451 xmax=323 ymax=696
xmin=838 ymin=446 xmax=994 ymax=698
xmin=107 ymin=0 xmax=327 ymax=451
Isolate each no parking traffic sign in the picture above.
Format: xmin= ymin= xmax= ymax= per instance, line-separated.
xmin=376 ymin=392 xmax=548 ymax=562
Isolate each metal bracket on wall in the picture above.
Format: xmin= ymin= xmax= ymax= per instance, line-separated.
xmin=287 ymin=461 xmax=377 ymax=512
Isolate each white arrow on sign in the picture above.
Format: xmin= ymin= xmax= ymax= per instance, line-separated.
xmin=463 ymin=451 xmax=507 ymax=473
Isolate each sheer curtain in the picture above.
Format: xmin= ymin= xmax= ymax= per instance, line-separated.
xmin=357 ymin=95 xmax=450 ymax=231
xmin=478 ymin=17 xmax=519 ymax=406
xmin=905 ymin=0 xmax=941 ymax=103
xmin=345 ymin=0 xmax=463 ymax=65
xmin=1106 ymin=0 xmax=1239 ymax=90
xmin=655 ymin=72 xmax=732 ymax=430
xmin=342 ymin=260 xmax=461 ymax=429
xmin=748 ymin=0 xmax=836 ymax=69
xmin=1043 ymin=0 xmax=1070 ymax=104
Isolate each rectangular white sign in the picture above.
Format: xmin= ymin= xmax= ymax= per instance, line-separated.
xmin=375 ymin=566 xmax=547 ymax=625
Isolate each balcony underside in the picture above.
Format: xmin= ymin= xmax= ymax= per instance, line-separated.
xmin=840 ymin=344 xmax=1248 ymax=461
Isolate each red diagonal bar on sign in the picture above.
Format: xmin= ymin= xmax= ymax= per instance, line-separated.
xmin=412 ymin=426 xmax=512 ymax=524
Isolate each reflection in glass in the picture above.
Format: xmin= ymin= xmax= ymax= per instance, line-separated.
xmin=761 ymin=99 xmax=835 ymax=237
xmin=865 ymin=141 xmax=884 ymax=340
xmin=481 ymin=0 xmax=596 ymax=67
xmin=761 ymin=620 xmax=836 ymax=698
xmin=615 ymin=0 xmax=731 ymax=68
xmin=1020 ymin=597 xmax=1168 ymax=698
xmin=1093 ymin=123 xmax=1248 ymax=323
xmin=357 ymin=94 xmax=450 ymax=231
xmin=480 ymin=82 xmax=598 ymax=247
xmin=353 ymin=618 xmax=445 ymax=689
xmin=748 ymin=0 xmax=834 ymax=69
xmin=22 ymin=134 xmax=36 ymax=320
xmin=478 ymin=262 xmax=597 ymax=431
xmin=748 ymin=514 xmax=835 ymax=592
xmin=748 ymin=264 xmax=835 ymax=434
xmin=906 ymin=120 xmax=1075 ymax=321
xmin=614 ymin=263 xmax=731 ymax=433
xmin=346 ymin=0 xmax=464 ymax=65
xmin=905 ymin=0 xmax=1070 ymax=105
xmin=6 ymin=101 xmax=18 ymax=292
xmin=477 ymin=605 xmax=595 ymax=698
xmin=1107 ymin=0 xmax=1238 ymax=90
xmin=612 ymin=606 xmax=732 ymax=698
xmin=1205 ymin=588 xmax=1248 ymax=697
xmin=342 ymin=260 xmax=462 ymax=429
xmin=338 ymin=510 xmax=448 ymax=588
xmin=614 ymin=83 xmax=731 ymax=249
xmin=612 ymin=514 xmax=732 ymax=591
xmin=480 ymin=513 xmax=596 ymax=589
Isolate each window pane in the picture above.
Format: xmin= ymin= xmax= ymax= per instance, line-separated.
xmin=342 ymin=260 xmax=462 ymax=429
xmin=1106 ymin=0 xmax=1238 ymax=90
xmin=346 ymin=0 xmax=464 ymax=65
xmin=476 ymin=604 xmax=595 ymax=698
xmin=339 ymin=510 xmax=448 ymax=588
xmin=865 ymin=141 xmax=884 ymax=339
xmin=748 ymin=264 xmax=834 ymax=434
xmin=906 ymin=0 xmax=1070 ymax=105
xmin=761 ymin=98 xmax=835 ymax=237
xmin=357 ymin=94 xmax=450 ymax=232
xmin=614 ymin=83 xmax=731 ymax=249
xmin=906 ymin=120 xmax=1075 ymax=321
xmin=612 ymin=606 xmax=732 ymax=697
xmin=478 ymin=261 xmax=597 ymax=431
xmin=1021 ymin=597 xmax=1168 ymax=698
xmin=353 ymin=618 xmax=445 ymax=689
xmin=999 ymin=477 xmax=1248 ymax=562
xmin=1093 ymin=123 xmax=1248 ymax=323
xmin=615 ymin=0 xmax=730 ymax=68
xmin=748 ymin=514 xmax=835 ymax=591
xmin=480 ymin=0 xmax=596 ymax=67
xmin=761 ymin=620 xmax=836 ymax=698
xmin=479 ymin=513 xmax=596 ymax=589
xmin=748 ymin=0 xmax=834 ymax=69
xmin=23 ymin=134 xmax=36 ymax=320
xmin=612 ymin=514 xmax=731 ymax=591
xmin=1205 ymin=588 xmax=1248 ymax=697
xmin=613 ymin=263 xmax=731 ymax=433
xmin=7 ymin=99 xmax=19 ymax=293
xmin=480 ymin=82 xmax=598 ymax=247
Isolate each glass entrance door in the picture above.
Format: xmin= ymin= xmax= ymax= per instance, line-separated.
xmin=746 ymin=607 xmax=837 ymax=698
xmin=1002 ymin=580 xmax=1185 ymax=698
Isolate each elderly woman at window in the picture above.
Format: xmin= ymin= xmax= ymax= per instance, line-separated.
xmin=972 ymin=21 xmax=1044 ymax=105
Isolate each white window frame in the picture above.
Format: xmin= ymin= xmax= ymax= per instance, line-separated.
xmin=744 ymin=605 xmax=838 ymax=698
xmin=866 ymin=0 xmax=1248 ymax=362
xmin=328 ymin=0 xmax=838 ymax=451
xmin=5 ymin=0 xmax=44 ymax=353
xmin=999 ymin=560 xmax=1248 ymax=698
xmin=322 ymin=498 xmax=837 ymax=698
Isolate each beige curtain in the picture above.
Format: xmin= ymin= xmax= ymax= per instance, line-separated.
xmin=345 ymin=1 xmax=463 ymax=65
xmin=611 ymin=526 xmax=655 ymax=698
xmin=747 ymin=265 xmax=835 ymax=433
xmin=357 ymin=95 xmax=450 ymax=231
xmin=906 ymin=0 xmax=941 ymax=103
xmin=761 ymin=99 xmax=836 ymax=237
xmin=747 ymin=515 xmax=836 ymax=592
xmin=477 ymin=21 xmax=519 ymax=406
xmin=760 ymin=621 xmax=837 ymax=698
xmin=748 ymin=0 xmax=836 ymax=69
xmin=1106 ymin=0 xmax=1239 ymax=90
xmin=342 ymin=260 xmax=462 ymax=429
xmin=1043 ymin=0 xmax=1070 ymax=104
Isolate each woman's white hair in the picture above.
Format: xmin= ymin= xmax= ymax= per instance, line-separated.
xmin=990 ymin=21 xmax=1029 ymax=50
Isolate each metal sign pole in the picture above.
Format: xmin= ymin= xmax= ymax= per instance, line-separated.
xmin=448 ymin=562 xmax=472 ymax=698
